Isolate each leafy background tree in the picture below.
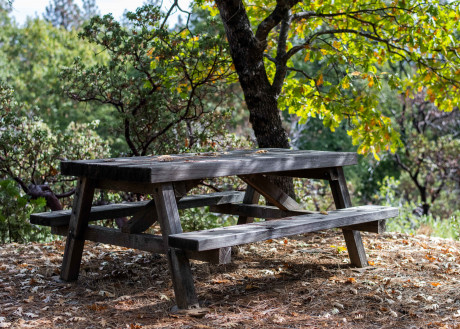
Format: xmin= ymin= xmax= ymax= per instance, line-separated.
xmin=60 ymin=5 xmax=238 ymax=156
xmin=0 ymin=0 xmax=458 ymax=242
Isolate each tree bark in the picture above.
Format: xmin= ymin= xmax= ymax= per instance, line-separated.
xmin=215 ymin=0 xmax=290 ymax=150
xmin=27 ymin=184 xmax=63 ymax=211
xmin=216 ymin=0 xmax=294 ymax=197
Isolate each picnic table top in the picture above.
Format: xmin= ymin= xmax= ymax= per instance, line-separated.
xmin=60 ymin=148 xmax=357 ymax=184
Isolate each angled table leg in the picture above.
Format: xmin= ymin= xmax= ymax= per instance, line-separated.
xmin=328 ymin=167 xmax=368 ymax=268
xmin=154 ymin=183 xmax=199 ymax=309
xmin=60 ymin=177 xmax=95 ymax=281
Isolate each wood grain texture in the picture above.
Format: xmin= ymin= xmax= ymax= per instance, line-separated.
xmin=211 ymin=203 xmax=316 ymax=219
xmin=239 ymin=174 xmax=301 ymax=211
xmin=60 ymin=149 xmax=357 ymax=183
xmin=329 ymin=167 xmax=352 ymax=209
xmin=328 ymin=167 xmax=368 ymax=268
xmin=60 ymin=177 xmax=95 ymax=281
xmin=52 ymin=225 xmax=230 ymax=264
xmin=120 ymin=180 xmax=199 ymax=234
xmin=169 ymin=205 xmax=398 ymax=251
xmin=341 ymin=220 xmax=386 ymax=234
xmin=264 ymin=167 xmax=339 ymax=180
xmin=95 ymin=179 xmax=158 ymax=194
xmin=154 ymin=183 xmax=199 ymax=309
xmin=31 ymin=191 xmax=245 ymax=227
xmin=121 ymin=199 xmax=157 ymax=234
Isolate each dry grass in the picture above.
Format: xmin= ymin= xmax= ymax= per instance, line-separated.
xmin=1 ymin=230 xmax=459 ymax=328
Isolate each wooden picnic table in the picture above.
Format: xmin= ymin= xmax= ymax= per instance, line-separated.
xmin=30 ymin=149 xmax=398 ymax=309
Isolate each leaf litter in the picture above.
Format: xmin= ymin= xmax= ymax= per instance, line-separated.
xmin=0 ymin=231 xmax=459 ymax=328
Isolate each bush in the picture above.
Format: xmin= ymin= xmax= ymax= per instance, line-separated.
xmin=0 ymin=180 xmax=50 ymax=243
xmin=376 ymin=176 xmax=460 ymax=240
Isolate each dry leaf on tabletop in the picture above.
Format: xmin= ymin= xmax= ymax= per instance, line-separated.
xmin=157 ymin=155 xmax=173 ymax=162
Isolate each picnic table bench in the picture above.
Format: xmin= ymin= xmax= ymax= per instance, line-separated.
xmin=30 ymin=149 xmax=398 ymax=309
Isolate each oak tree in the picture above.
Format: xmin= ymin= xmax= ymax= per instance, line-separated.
xmin=201 ymin=0 xmax=459 ymax=161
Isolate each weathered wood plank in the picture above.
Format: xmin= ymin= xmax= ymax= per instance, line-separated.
xmin=237 ymin=186 xmax=260 ymax=225
xmin=95 ymin=179 xmax=158 ymax=194
xmin=60 ymin=177 xmax=95 ymax=281
xmin=328 ymin=167 xmax=368 ymax=268
xmin=341 ymin=220 xmax=386 ymax=234
xmin=51 ymin=225 xmax=230 ymax=264
xmin=121 ymin=180 xmax=200 ymax=234
xmin=121 ymin=199 xmax=157 ymax=234
xmin=169 ymin=205 xmax=398 ymax=251
xmin=31 ymin=191 xmax=245 ymax=227
xmin=173 ymin=180 xmax=201 ymax=198
xmin=211 ymin=203 xmax=316 ymax=219
xmin=264 ymin=167 xmax=339 ymax=180
xmin=154 ymin=183 xmax=199 ymax=309
xmin=239 ymin=175 xmax=301 ymax=211
xmin=329 ymin=167 xmax=352 ymax=209
xmin=60 ymin=149 xmax=358 ymax=184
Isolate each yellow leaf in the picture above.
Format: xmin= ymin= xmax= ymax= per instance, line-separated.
xmin=317 ymin=73 xmax=324 ymax=86
xmin=304 ymin=51 xmax=310 ymax=62
xmin=424 ymin=72 xmax=432 ymax=82
xmin=368 ymin=76 xmax=374 ymax=87
xmin=430 ymin=282 xmax=441 ymax=287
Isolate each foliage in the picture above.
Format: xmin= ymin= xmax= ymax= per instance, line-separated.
xmin=0 ymin=81 xmax=110 ymax=209
xmin=390 ymin=92 xmax=460 ymax=215
xmin=376 ymin=176 xmax=460 ymax=240
xmin=0 ymin=179 xmax=49 ymax=243
xmin=0 ymin=16 xmax=114 ymax=138
xmin=180 ymin=207 xmax=238 ymax=232
xmin=61 ymin=5 xmax=236 ymax=156
xmin=201 ymin=0 xmax=460 ymax=159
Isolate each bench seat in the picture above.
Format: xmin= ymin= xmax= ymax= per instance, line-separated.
xmin=30 ymin=191 xmax=245 ymax=227
xmin=169 ymin=205 xmax=398 ymax=251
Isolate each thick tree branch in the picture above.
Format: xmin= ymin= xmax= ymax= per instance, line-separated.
xmin=255 ymin=0 xmax=300 ymax=48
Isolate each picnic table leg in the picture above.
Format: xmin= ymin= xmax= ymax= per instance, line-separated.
xmin=237 ymin=185 xmax=260 ymax=224
xmin=154 ymin=183 xmax=199 ymax=309
xmin=329 ymin=167 xmax=368 ymax=268
xmin=60 ymin=177 xmax=95 ymax=281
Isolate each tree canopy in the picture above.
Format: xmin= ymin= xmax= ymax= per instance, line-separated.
xmin=203 ymin=0 xmax=460 ymax=159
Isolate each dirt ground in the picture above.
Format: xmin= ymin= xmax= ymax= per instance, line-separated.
xmin=1 ymin=230 xmax=460 ymax=329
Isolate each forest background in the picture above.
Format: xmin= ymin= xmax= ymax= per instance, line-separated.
xmin=0 ymin=0 xmax=459 ymax=244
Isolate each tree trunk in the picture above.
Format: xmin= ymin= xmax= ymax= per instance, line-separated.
xmin=216 ymin=0 xmax=294 ymax=196
xmin=216 ymin=0 xmax=290 ymax=149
